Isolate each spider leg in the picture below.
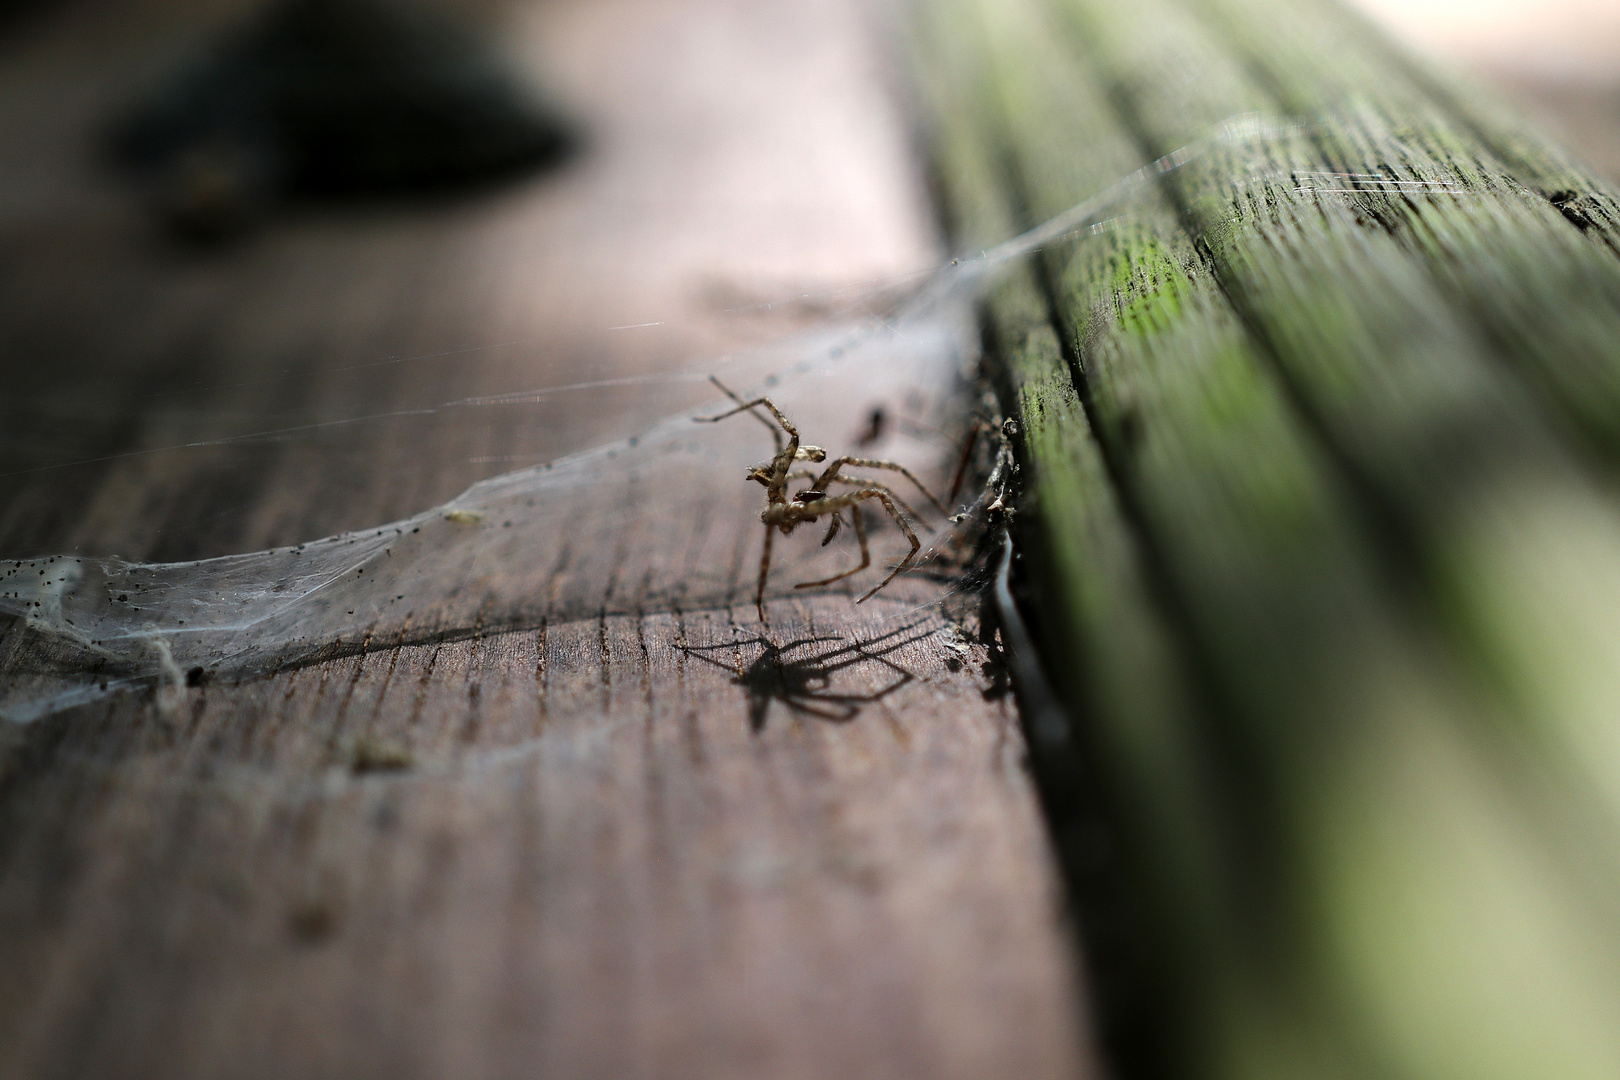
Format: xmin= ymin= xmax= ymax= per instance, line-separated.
xmin=946 ymin=421 xmax=985 ymax=507
xmin=819 ymin=476 xmax=921 ymax=523
xmin=787 ymin=468 xmax=864 ymax=492
xmin=855 ymin=491 xmax=921 ymax=603
xmin=795 ymin=501 xmax=870 ymax=589
xmin=821 ymin=511 xmax=842 ymax=546
xmin=755 ymin=521 xmax=775 ymax=623
xmin=695 ymin=378 xmax=800 ymax=442
xmin=812 ymin=457 xmax=945 ymax=514
xmin=698 ymin=377 xmax=784 ymax=451
xmin=696 ymin=379 xmax=825 ymax=496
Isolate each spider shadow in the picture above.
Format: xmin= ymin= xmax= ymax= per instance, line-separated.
xmin=677 ymin=621 xmax=932 ymax=732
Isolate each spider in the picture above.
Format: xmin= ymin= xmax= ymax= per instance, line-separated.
xmin=697 ymin=376 xmax=946 ymax=621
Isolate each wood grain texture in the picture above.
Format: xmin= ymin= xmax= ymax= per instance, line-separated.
xmin=0 ymin=1 xmax=1093 ymax=1077
xmin=911 ymin=0 xmax=1620 ymax=1077
xmin=0 ymin=597 xmax=1083 ymax=1080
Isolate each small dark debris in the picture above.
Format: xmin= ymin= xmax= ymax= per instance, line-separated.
xmin=1549 ymin=189 xmax=1597 ymax=231
xmin=855 ymin=405 xmax=888 ymax=447
xmin=185 ymin=666 xmax=207 ymax=687
xmin=349 ymin=736 xmax=414 ymax=774
xmin=287 ymin=901 xmax=337 ymax=943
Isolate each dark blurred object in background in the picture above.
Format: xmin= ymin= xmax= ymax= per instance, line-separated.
xmin=106 ymin=0 xmax=580 ymax=238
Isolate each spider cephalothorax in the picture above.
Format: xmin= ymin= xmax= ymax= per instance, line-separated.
xmin=697 ymin=376 xmax=946 ymax=620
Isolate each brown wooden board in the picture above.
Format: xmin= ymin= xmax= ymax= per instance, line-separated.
xmin=0 ymin=597 xmax=1086 ymax=1080
xmin=0 ymin=1 xmax=1094 ymax=1076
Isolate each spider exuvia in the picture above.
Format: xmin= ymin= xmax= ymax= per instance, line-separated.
xmin=696 ymin=376 xmax=947 ymax=621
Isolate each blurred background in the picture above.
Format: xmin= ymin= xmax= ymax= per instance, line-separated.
xmin=1349 ymin=0 xmax=1620 ymax=179
xmin=0 ymin=0 xmax=938 ymax=565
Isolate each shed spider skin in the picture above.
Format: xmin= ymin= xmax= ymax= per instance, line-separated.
xmin=696 ymin=376 xmax=947 ymax=620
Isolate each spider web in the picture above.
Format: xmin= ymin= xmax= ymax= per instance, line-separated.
xmin=0 ymin=115 xmax=1301 ymax=723
xmin=0 ymin=287 xmax=982 ymax=721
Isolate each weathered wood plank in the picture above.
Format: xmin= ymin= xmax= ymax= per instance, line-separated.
xmin=0 ymin=598 xmax=1085 ymax=1080
xmin=909 ymin=5 xmax=1246 ymax=1061
xmin=912 ymin=0 xmax=1620 ymax=1076
xmin=1239 ymin=0 xmax=1620 ymax=243
xmin=1056 ymin=0 xmax=1620 ymax=855
xmin=907 ymin=18 xmax=1203 ymax=1053
xmin=0 ymin=1 xmax=1095 ymax=1076
xmin=1185 ymin=0 xmax=1620 ymax=466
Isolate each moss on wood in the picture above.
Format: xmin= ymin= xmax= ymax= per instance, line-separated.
xmin=911 ymin=0 xmax=1620 ymax=1077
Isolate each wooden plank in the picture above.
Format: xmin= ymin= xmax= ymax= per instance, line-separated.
xmin=906 ymin=8 xmax=1221 ymax=1063
xmin=911 ymin=0 xmax=1620 ymax=1076
xmin=0 ymin=598 xmax=1084 ymax=1080
xmin=1186 ymin=0 xmax=1620 ymax=465
xmin=0 ymin=1 xmax=1095 ymax=1076
xmin=1053 ymin=0 xmax=1620 ymax=865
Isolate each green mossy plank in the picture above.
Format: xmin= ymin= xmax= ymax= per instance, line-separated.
xmin=1181 ymin=0 xmax=1620 ymax=469
xmin=987 ymin=4 xmax=1620 ymax=1080
xmin=907 ymin=2 xmax=1217 ymax=1044
xmin=912 ymin=0 xmax=1620 ymax=1077
xmin=907 ymin=0 xmax=1239 ymax=1052
xmin=1213 ymin=0 xmax=1620 ymax=250
xmin=1055 ymin=0 xmax=1620 ymax=844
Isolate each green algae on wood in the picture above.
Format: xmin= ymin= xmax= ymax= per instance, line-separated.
xmin=909 ymin=0 xmax=1620 ymax=1077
